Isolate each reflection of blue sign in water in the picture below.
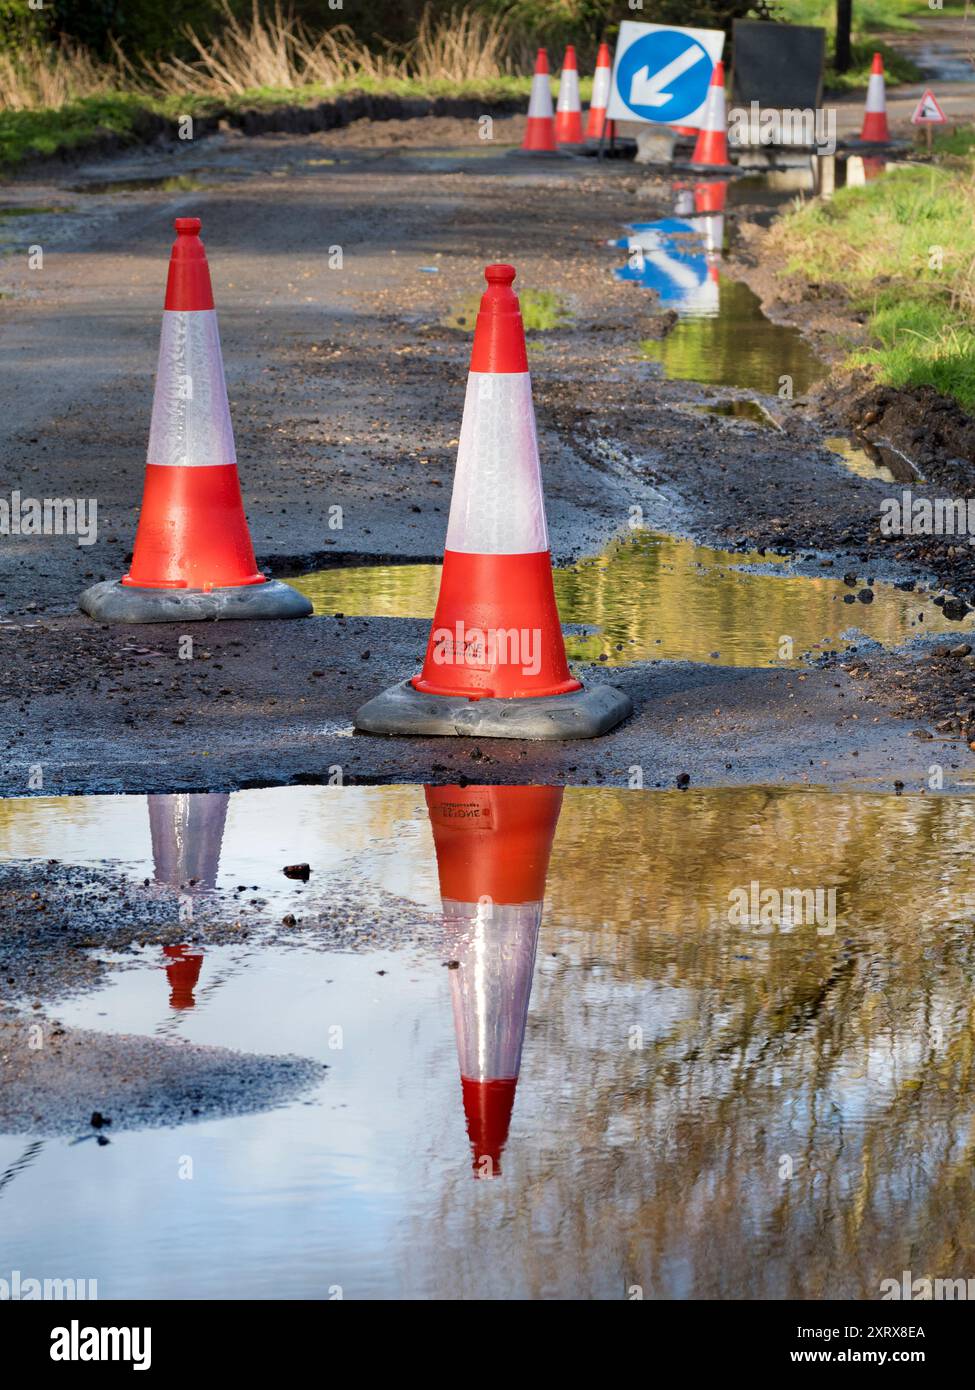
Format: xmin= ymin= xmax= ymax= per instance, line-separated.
xmin=615 ymin=30 xmax=713 ymax=125
xmin=613 ymin=218 xmax=716 ymax=316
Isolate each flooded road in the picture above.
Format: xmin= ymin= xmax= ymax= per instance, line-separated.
xmin=2 ymin=783 xmax=975 ymax=1298
xmin=291 ymin=530 xmax=974 ymax=667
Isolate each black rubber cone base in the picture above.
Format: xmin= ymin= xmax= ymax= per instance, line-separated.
xmin=354 ymin=680 xmax=633 ymax=740
xmin=79 ymin=578 xmax=312 ymax=623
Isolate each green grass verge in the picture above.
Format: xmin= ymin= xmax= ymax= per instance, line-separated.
xmin=768 ymin=156 xmax=975 ymax=407
xmin=0 ymin=74 xmax=595 ymax=168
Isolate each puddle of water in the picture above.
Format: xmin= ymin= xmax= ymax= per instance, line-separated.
xmin=4 ymin=781 xmax=975 ymax=1298
xmin=825 ymin=435 xmax=919 ymax=486
xmin=69 ymin=175 xmax=208 ymax=195
xmin=636 ymin=275 xmax=824 ymax=395
xmin=290 ymin=530 xmax=972 ymax=667
xmin=442 ymin=287 xmax=571 ymax=334
xmin=695 ymin=399 xmax=777 ymax=427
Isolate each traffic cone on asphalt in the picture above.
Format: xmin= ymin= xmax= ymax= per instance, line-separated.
xmin=860 ymin=53 xmax=890 ymax=143
xmin=79 ymin=217 xmax=311 ymax=623
xmin=426 ymin=783 xmax=563 ymax=1177
xmin=522 ymin=48 xmax=557 ymax=152
xmin=354 ymin=264 xmax=632 ymax=739
xmin=690 ymin=61 xmax=730 ymax=169
xmin=585 ymin=41 xmax=614 ymax=141
xmin=555 ymin=45 xmax=584 ymax=144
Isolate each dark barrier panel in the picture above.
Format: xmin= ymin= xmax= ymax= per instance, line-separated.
xmin=732 ymin=20 xmax=825 ymax=109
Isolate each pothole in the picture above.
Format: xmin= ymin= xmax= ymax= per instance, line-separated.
xmin=289 ymin=530 xmax=972 ymax=667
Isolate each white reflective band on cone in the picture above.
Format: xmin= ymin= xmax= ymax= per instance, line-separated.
xmin=528 ymin=72 xmax=554 ymax=119
xmin=704 ymin=85 xmax=726 ymax=132
xmin=148 ymin=791 xmax=229 ymax=890
xmin=865 ymin=72 xmax=886 ymax=112
xmin=442 ymin=899 xmax=542 ymax=1080
xmin=590 ymin=64 xmax=611 ymax=109
xmin=557 ymin=68 xmax=581 ymax=113
xmin=445 ymin=372 xmax=549 ymax=554
xmin=147 ymin=310 xmax=237 ymax=468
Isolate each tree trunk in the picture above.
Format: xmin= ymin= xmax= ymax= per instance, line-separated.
xmin=835 ymin=0 xmax=853 ymax=73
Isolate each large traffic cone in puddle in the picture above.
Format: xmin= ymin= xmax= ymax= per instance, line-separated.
xmin=148 ymin=792 xmax=228 ymax=1010
xmin=585 ymin=41 xmax=614 ymax=141
xmin=354 ymin=265 xmax=631 ymax=739
xmin=860 ymin=53 xmax=890 ymax=143
xmin=426 ymin=784 xmax=562 ymax=1177
xmin=522 ymin=48 xmax=557 ymax=152
xmin=79 ymin=218 xmax=311 ymax=623
xmin=555 ymin=45 xmax=584 ymax=145
xmin=690 ymin=61 xmax=730 ymax=170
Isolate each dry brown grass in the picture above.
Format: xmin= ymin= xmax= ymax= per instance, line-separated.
xmin=143 ymin=1 xmax=511 ymax=99
xmin=0 ymin=39 xmax=123 ymax=112
xmin=0 ymin=2 xmax=514 ymax=112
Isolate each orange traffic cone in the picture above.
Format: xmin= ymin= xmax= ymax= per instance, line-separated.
xmin=79 ymin=218 xmax=311 ymax=623
xmin=690 ymin=61 xmax=730 ymax=169
xmin=426 ymin=784 xmax=563 ymax=1177
xmin=860 ymin=53 xmax=890 ymax=143
xmin=555 ymin=45 xmax=584 ymax=144
xmin=522 ymin=48 xmax=557 ymax=152
xmin=354 ymin=265 xmax=631 ymax=739
xmin=585 ymin=41 xmax=614 ymax=141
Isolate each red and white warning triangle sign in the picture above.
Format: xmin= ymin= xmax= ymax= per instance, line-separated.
xmin=911 ymin=89 xmax=947 ymax=124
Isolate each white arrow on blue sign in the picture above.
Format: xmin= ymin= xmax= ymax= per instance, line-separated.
xmin=606 ymin=21 xmax=725 ymax=128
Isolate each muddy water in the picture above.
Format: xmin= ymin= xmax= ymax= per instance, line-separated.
xmin=2 ymin=783 xmax=975 ymax=1298
xmin=291 ymin=531 xmax=973 ymax=667
xmin=637 ymin=275 xmax=824 ymax=394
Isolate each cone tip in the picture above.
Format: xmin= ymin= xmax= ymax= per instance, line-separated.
xmin=872 ymin=51 xmax=884 ymax=73
xmin=534 ymin=47 xmax=549 ymax=74
xmin=564 ymin=44 xmax=577 ymax=67
xmin=484 ymin=263 xmax=516 ymax=287
xmin=174 ymin=216 xmax=202 ymax=236
xmin=712 ymin=59 xmax=725 ymax=82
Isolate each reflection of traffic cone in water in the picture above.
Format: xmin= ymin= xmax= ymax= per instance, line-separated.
xmin=426 ymin=784 xmax=563 ymax=1177
xmin=354 ymin=265 xmax=631 ymax=738
xmin=586 ymin=42 xmax=614 ymax=141
xmin=690 ymin=61 xmax=730 ymax=169
xmin=860 ymin=53 xmax=890 ymax=143
xmin=163 ymin=944 xmax=204 ymax=1010
xmin=692 ymin=179 xmax=727 ymax=257
xmin=149 ymin=792 xmax=228 ymax=1011
xmin=523 ymin=49 xmax=557 ymax=152
xmin=79 ymin=218 xmax=311 ymax=623
xmin=149 ymin=792 xmax=229 ymax=891
xmin=555 ymin=46 xmax=584 ymax=144
xmin=674 ymin=184 xmax=695 ymax=217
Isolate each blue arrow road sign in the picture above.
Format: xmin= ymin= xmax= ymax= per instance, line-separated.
xmin=615 ymin=29 xmax=714 ymax=125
